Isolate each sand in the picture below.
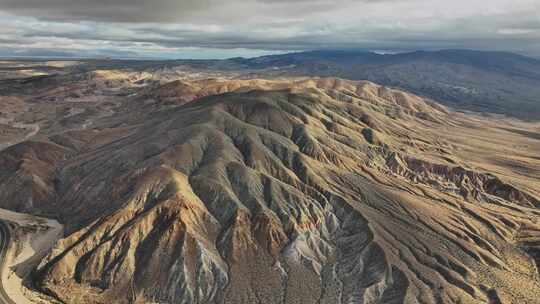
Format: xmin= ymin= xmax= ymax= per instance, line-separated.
xmin=0 ymin=208 xmax=63 ymax=304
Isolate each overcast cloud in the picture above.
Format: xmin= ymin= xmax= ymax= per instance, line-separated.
xmin=0 ymin=0 xmax=539 ymax=59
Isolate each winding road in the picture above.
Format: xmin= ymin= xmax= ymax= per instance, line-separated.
xmin=0 ymin=221 xmax=15 ymax=304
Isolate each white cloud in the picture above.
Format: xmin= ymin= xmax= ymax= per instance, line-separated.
xmin=0 ymin=0 xmax=539 ymax=58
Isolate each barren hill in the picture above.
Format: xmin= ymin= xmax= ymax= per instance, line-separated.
xmin=1 ymin=78 xmax=540 ymax=303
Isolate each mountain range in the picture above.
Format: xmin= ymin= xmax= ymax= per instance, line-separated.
xmin=232 ymin=49 xmax=540 ymax=119
xmin=7 ymin=49 xmax=539 ymax=119
xmin=0 ymin=51 xmax=539 ymax=303
xmin=1 ymin=73 xmax=540 ymax=303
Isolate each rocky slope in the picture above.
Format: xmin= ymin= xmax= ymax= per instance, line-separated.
xmin=1 ymin=78 xmax=540 ymax=303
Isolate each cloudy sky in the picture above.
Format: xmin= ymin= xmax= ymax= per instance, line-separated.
xmin=0 ymin=0 xmax=539 ymax=59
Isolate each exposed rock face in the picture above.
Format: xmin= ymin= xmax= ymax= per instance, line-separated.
xmin=385 ymin=153 xmax=539 ymax=207
xmin=1 ymin=78 xmax=540 ymax=303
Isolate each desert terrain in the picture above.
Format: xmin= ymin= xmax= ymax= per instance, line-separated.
xmin=0 ymin=59 xmax=539 ymax=304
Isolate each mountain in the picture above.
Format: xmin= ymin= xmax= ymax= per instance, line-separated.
xmin=1 ymin=77 xmax=539 ymax=303
xmin=3 ymin=49 xmax=540 ymax=120
xmin=234 ymin=49 xmax=540 ymax=119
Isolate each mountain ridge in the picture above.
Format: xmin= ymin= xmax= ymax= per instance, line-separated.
xmin=1 ymin=77 xmax=539 ymax=303
xmin=231 ymin=49 xmax=540 ymax=119
xmin=2 ymin=49 xmax=540 ymax=119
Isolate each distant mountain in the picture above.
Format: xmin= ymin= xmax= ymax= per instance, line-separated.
xmin=3 ymin=49 xmax=539 ymax=119
xmin=234 ymin=50 xmax=540 ymax=119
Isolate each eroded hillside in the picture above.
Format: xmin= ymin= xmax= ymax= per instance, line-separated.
xmin=1 ymin=78 xmax=540 ymax=304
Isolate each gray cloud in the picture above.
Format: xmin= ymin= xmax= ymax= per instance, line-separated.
xmin=0 ymin=0 xmax=351 ymax=23
xmin=0 ymin=0 xmax=539 ymax=58
xmin=0 ymin=0 xmax=213 ymax=22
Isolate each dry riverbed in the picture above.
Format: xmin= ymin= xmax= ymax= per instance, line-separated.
xmin=0 ymin=208 xmax=63 ymax=304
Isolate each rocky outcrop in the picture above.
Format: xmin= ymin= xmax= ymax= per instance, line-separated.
xmin=386 ymin=152 xmax=539 ymax=207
